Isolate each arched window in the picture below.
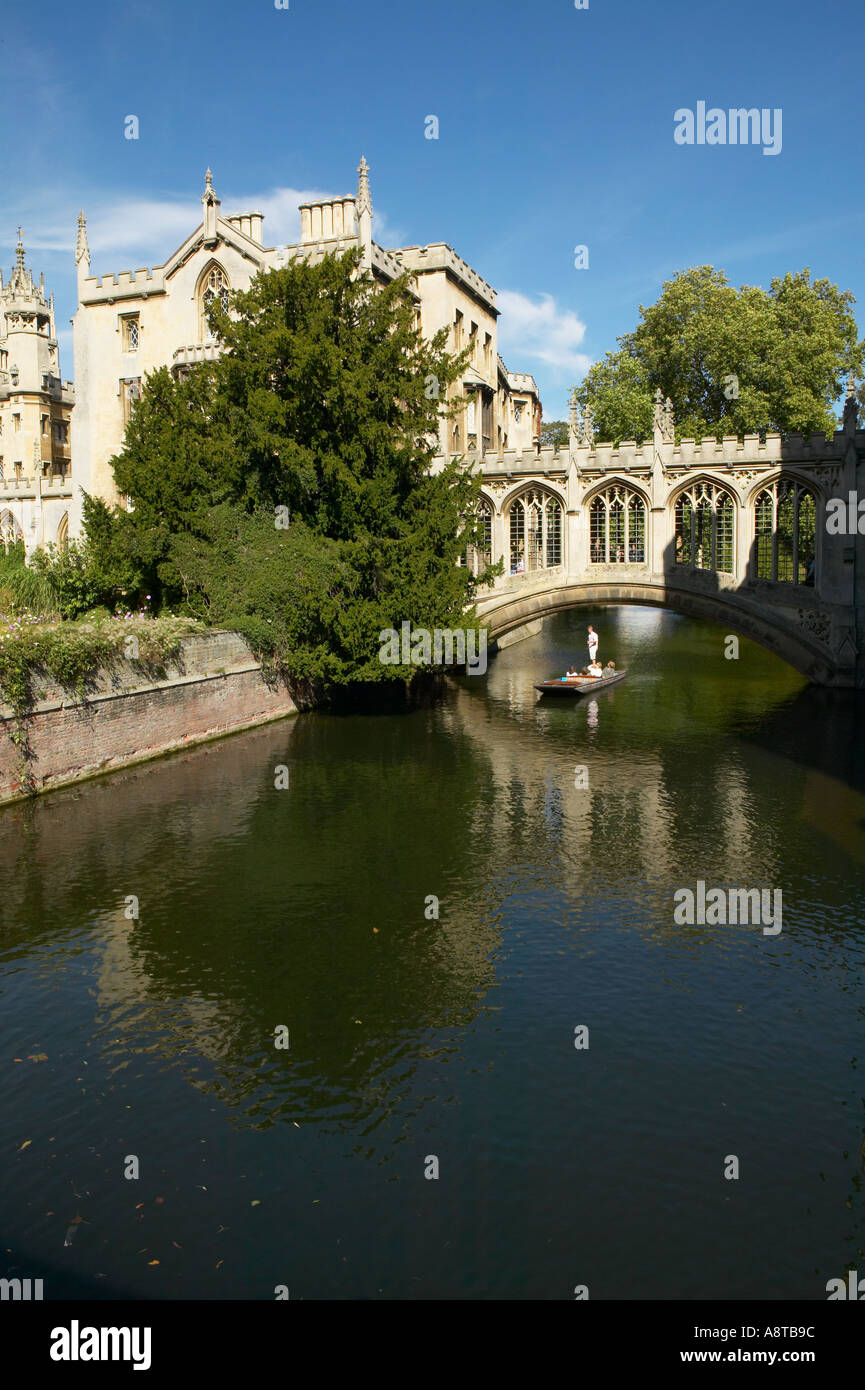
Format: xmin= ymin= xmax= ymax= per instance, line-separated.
xmin=674 ymin=480 xmax=735 ymax=574
xmin=508 ymin=488 xmax=562 ymax=574
xmin=198 ymin=264 xmax=230 ymax=340
xmin=56 ymin=512 xmax=69 ymax=549
xmin=589 ymin=485 xmax=646 ymax=563
xmin=754 ymin=478 xmax=816 ymax=584
xmin=461 ymin=497 xmax=493 ymax=575
xmin=0 ymin=509 xmax=23 ymax=549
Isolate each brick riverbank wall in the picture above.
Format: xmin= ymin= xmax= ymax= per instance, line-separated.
xmin=0 ymin=631 xmax=297 ymax=804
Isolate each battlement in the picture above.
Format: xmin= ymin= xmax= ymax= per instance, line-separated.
xmin=81 ymin=265 xmax=164 ymax=304
xmin=437 ymin=421 xmax=865 ymax=480
xmin=98 ymin=267 xmax=156 ymax=289
xmin=396 ymin=244 xmax=497 ymax=312
xmin=507 ymin=371 xmax=539 ymax=394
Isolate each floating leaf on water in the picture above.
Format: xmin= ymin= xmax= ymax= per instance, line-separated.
xmin=27 ymin=1054 xmax=48 ymax=1063
xmin=18 ymin=1139 xmax=31 ymax=1151
xmin=147 ymin=1260 xmax=159 ymax=1266
xmin=251 ymin=1200 xmax=261 ymax=1206
xmin=135 ymin=1203 xmax=144 ymax=1210
xmin=171 ymin=1241 xmax=182 ymax=1249
xmin=215 ymin=1260 xmax=223 ymax=1269
xmin=155 ymin=1197 xmax=164 ymax=1204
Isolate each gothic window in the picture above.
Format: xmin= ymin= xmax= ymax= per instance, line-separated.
xmin=508 ymin=488 xmax=563 ymax=574
xmin=754 ymin=479 xmax=816 ymax=584
xmin=674 ymin=480 xmax=736 ymax=574
xmin=589 ymin=486 xmax=647 ymax=563
xmin=199 ymin=265 xmax=230 ymax=339
xmin=513 ymin=400 xmax=524 ymax=424
xmin=123 ymin=315 xmax=140 ymax=352
xmin=0 ymin=509 xmax=23 ymax=548
xmin=464 ymin=497 xmax=493 ymax=575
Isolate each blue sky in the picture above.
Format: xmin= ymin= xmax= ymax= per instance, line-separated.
xmin=3 ymin=0 xmax=863 ymax=420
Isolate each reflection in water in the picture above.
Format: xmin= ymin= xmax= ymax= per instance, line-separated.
xmin=0 ymin=606 xmax=863 ymax=1300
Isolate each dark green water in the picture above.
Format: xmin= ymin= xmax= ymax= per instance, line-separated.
xmin=1 ymin=606 xmax=864 ymax=1300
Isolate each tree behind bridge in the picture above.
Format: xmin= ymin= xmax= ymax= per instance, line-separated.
xmin=574 ymin=266 xmax=863 ymax=444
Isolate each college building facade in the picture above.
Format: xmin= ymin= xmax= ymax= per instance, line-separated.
xmin=68 ymin=159 xmax=541 ymax=540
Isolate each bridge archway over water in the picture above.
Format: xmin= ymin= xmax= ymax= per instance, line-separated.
xmin=478 ymin=578 xmax=848 ymax=686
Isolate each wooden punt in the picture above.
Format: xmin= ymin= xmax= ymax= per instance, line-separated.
xmin=534 ymin=670 xmax=627 ymax=696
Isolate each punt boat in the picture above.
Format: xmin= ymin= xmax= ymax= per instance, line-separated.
xmin=534 ymin=669 xmax=627 ymax=696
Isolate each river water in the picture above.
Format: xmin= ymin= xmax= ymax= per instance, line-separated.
xmin=1 ymin=605 xmax=863 ymax=1300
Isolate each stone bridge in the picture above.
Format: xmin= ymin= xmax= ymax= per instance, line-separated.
xmin=437 ymin=387 xmax=865 ymax=687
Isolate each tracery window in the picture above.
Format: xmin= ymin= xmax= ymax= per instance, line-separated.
xmin=754 ymin=478 xmax=816 ymax=584
xmin=674 ymin=480 xmax=735 ymax=574
xmin=508 ymin=488 xmax=562 ymax=574
xmin=0 ymin=509 xmax=23 ymax=548
xmin=199 ymin=265 xmax=230 ymax=339
xmin=462 ymin=497 xmax=493 ymax=575
xmin=589 ymin=486 xmax=646 ymax=563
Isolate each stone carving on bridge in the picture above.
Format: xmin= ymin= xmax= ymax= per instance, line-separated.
xmin=574 ymin=403 xmax=595 ymax=449
xmin=843 ymin=373 xmax=859 ymax=435
xmin=653 ymin=388 xmax=675 ymax=444
xmin=796 ymin=608 xmax=831 ymax=643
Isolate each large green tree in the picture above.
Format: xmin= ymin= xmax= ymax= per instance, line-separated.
xmin=89 ymin=249 xmax=490 ymax=692
xmin=574 ymin=266 xmax=863 ymax=444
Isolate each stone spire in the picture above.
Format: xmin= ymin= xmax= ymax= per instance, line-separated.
xmin=75 ymin=211 xmax=89 ymax=267
xmin=202 ymin=168 xmax=221 ymax=244
xmin=9 ymin=226 xmax=30 ymax=294
xmin=357 ymin=156 xmax=372 ymax=272
xmin=569 ymin=390 xmax=578 ymax=438
xmin=357 ymin=156 xmax=371 ymax=215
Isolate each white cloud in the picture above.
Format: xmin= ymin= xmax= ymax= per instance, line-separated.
xmin=496 ymin=289 xmax=592 ymax=375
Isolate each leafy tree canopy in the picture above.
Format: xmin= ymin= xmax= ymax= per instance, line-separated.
xmin=539 ymin=420 xmax=569 ymax=450
xmin=574 ymin=266 xmax=863 ymax=444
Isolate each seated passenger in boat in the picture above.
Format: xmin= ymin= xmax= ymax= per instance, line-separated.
xmin=562 ymin=665 xmax=580 ymax=680
xmin=587 ymin=661 xmax=603 ymax=677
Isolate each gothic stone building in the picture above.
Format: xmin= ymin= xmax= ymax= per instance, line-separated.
xmin=70 ymin=159 xmax=541 ymax=537
xmin=0 ymin=233 xmax=74 ymax=554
